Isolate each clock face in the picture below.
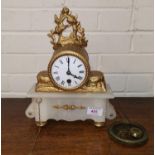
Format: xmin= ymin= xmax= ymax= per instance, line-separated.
xmin=50 ymin=55 xmax=87 ymax=90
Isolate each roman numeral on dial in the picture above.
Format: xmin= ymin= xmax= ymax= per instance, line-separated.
xmin=59 ymin=60 xmax=63 ymax=64
xmin=53 ymin=71 xmax=58 ymax=74
xmin=79 ymin=70 xmax=84 ymax=74
xmin=78 ymin=76 xmax=82 ymax=80
xmin=54 ymin=65 xmax=59 ymax=69
xmin=78 ymin=64 xmax=82 ymax=68
xmin=56 ymin=76 xmax=60 ymax=81
xmin=73 ymin=59 xmax=76 ymax=64
xmin=61 ymin=80 xmax=65 ymax=85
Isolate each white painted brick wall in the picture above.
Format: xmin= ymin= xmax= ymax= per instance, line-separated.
xmin=126 ymin=74 xmax=153 ymax=92
xmin=134 ymin=8 xmax=154 ymax=30
xmin=135 ymin=0 xmax=154 ymax=8
xmin=65 ymin=0 xmax=132 ymax=8
xmin=2 ymin=0 xmax=65 ymax=8
xmin=2 ymin=0 xmax=154 ymax=97
xmin=133 ymin=33 xmax=154 ymax=53
xmin=99 ymin=9 xmax=132 ymax=31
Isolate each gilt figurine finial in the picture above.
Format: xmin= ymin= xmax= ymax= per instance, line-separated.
xmin=48 ymin=7 xmax=88 ymax=50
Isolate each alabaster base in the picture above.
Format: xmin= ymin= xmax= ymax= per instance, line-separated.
xmin=25 ymin=85 xmax=116 ymax=127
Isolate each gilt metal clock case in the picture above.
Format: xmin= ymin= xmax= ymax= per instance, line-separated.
xmin=35 ymin=7 xmax=107 ymax=93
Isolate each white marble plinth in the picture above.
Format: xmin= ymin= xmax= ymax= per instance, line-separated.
xmin=25 ymin=84 xmax=116 ymax=127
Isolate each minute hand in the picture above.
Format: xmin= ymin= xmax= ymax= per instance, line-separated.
xmin=66 ymin=57 xmax=71 ymax=74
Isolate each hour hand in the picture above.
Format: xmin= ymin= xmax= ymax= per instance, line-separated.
xmin=74 ymin=75 xmax=82 ymax=80
xmin=70 ymin=73 xmax=82 ymax=80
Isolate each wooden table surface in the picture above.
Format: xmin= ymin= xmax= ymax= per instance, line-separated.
xmin=2 ymin=98 xmax=154 ymax=155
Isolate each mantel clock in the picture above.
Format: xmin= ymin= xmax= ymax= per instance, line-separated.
xmin=26 ymin=7 xmax=116 ymax=127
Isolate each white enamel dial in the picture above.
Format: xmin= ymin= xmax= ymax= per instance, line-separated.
xmin=51 ymin=55 xmax=87 ymax=90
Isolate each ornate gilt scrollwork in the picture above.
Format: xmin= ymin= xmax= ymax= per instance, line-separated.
xmin=47 ymin=7 xmax=88 ymax=50
xmin=53 ymin=104 xmax=86 ymax=110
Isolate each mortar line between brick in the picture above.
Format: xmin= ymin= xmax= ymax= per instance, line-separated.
xmin=2 ymin=52 xmax=154 ymax=55
xmin=3 ymin=73 xmax=153 ymax=76
xmin=2 ymin=53 xmax=153 ymax=56
xmin=129 ymin=0 xmax=136 ymax=53
xmin=2 ymin=7 xmax=133 ymax=11
xmin=1 ymin=92 xmax=154 ymax=98
xmin=2 ymin=31 xmax=153 ymax=35
xmin=2 ymin=73 xmax=153 ymax=77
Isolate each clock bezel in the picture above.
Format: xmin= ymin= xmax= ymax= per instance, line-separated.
xmin=48 ymin=50 xmax=90 ymax=91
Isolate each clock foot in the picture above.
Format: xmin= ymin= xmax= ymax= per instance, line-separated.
xmin=35 ymin=121 xmax=47 ymax=127
xmin=94 ymin=121 xmax=104 ymax=127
